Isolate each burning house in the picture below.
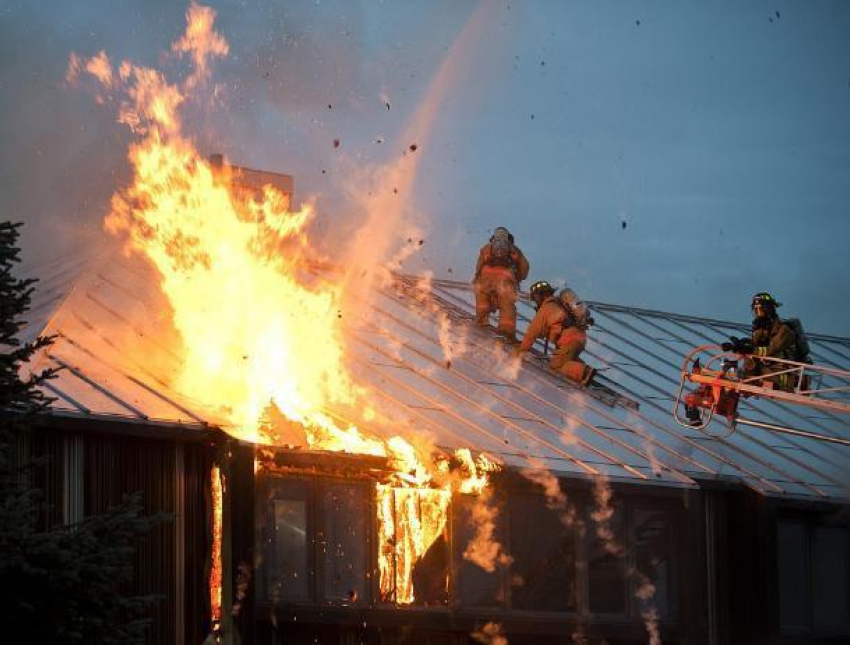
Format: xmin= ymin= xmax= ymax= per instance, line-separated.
xmin=13 ymin=5 xmax=849 ymax=644
xmin=17 ymin=200 xmax=850 ymax=643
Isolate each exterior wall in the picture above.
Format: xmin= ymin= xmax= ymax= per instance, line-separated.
xmin=704 ymin=487 xmax=850 ymax=645
xmin=253 ymin=467 xmax=692 ymax=645
xmin=27 ymin=420 xmax=217 ymax=644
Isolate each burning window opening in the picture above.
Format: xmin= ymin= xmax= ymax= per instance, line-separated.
xmin=210 ymin=463 xmax=224 ymax=628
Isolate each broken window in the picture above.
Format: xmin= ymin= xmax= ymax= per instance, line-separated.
xmin=321 ymin=482 xmax=369 ymax=605
xmin=588 ymin=506 xmax=626 ymax=615
xmin=509 ymin=491 xmax=577 ymax=612
xmin=378 ymin=486 xmax=450 ymax=606
xmin=266 ymin=478 xmax=312 ymax=602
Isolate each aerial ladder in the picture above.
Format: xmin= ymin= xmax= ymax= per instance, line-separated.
xmin=673 ymin=345 xmax=850 ymax=446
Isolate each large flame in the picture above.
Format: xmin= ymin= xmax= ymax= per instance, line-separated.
xmin=70 ymin=1 xmax=502 ymax=608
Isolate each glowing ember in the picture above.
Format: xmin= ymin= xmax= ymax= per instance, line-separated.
xmin=210 ymin=464 xmax=223 ymax=625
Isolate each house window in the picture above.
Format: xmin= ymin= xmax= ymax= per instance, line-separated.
xmin=266 ymin=479 xmax=312 ymax=602
xmin=261 ymin=476 xmax=371 ymax=606
xmin=812 ymin=526 xmax=850 ymax=632
xmin=777 ymin=522 xmax=808 ymax=631
xmin=588 ymin=506 xmax=627 ymax=615
xmin=509 ymin=491 xmax=577 ymax=612
xmin=321 ymin=483 xmax=369 ymax=604
xmin=454 ymin=493 xmax=503 ymax=608
xmin=633 ymin=509 xmax=674 ymax=619
xmin=778 ymin=520 xmax=850 ymax=635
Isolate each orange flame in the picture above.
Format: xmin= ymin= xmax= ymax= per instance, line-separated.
xmin=210 ymin=464 xmax=223 ymax=624
xmin=70 ymin=1 xmax=505 ymax=607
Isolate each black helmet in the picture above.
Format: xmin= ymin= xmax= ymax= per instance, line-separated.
xmin=530 ymin=280 xmax=555 ymax=298
xmin=751 ymin=292 xmax=781 ymax=310
xmin=490 ymin=226 xmax=514 ymax=244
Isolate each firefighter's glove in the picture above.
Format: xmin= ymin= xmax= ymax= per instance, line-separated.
xmin=723 ymin=336 xmax=753 ymax=354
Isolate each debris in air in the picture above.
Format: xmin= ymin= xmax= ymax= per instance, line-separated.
xmin=621 ymin=220 xmax=627 ymax=230
xmin=636 ymin=19 xmax=641 ymax=26
xmin=333 ymin=138 xmax=340 ymax=148
xmin=409 ymin=143 xmax=418 ymax=152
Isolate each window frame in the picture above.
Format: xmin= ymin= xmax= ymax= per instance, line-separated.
xmin=257 ymin=473 xmax=375 ymax=607
xmin=776 ymin=515 xmax=850 ymax=638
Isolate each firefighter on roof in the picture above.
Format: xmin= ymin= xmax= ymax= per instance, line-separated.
xmin=514 ymin=281 xmax=597 ymax=387
xmin=722 ymin=292 xmax=806 ymax=392
xmin=473 ymin=226 xmax=529 ymax=343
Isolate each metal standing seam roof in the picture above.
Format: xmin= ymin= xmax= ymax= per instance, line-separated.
xmin=21 ymin=252 xmax=850 ymax=501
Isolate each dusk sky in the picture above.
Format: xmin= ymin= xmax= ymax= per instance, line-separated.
xmin=2 ymin=0 xmax=849 ymax=335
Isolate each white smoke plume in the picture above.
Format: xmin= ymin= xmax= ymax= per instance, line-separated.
xmin=633 ymin=570 xmax=662 ymax=645
xmin=590 ymin=475 xmax=623 ymax=555
xmin=462 ymin=487 xmax=512 ymax=573
xmin=521 ymin=456 xmax=576 ymax=528
xmin=626 ymin=410 xmax=663 ymax=477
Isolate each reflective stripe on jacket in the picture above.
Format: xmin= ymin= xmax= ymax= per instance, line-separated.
xmin=752 ymin=317 xmax=797 ymax=360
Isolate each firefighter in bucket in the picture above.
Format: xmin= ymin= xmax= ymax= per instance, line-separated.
xmin=722 ymin=292 xmax=808 ymax=392
xmin=473 ymin=226 xmax=529 ymax=343
xmin=683 ymin=291 xmax=808 ymax=425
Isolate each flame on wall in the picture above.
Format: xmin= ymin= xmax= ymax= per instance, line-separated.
xmin=210 ymin=463 xmax=223 ymax=625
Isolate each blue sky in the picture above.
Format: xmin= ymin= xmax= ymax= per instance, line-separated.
xmin=1 ymin=0 xmax=849 ymax=335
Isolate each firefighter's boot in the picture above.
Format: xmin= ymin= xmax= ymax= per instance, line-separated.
xmin=685 ymin=404 xmax=702 ymax=426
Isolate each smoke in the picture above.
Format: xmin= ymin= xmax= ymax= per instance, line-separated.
xmin=491 ymin=341 xmax=522 ymax=381
xmin=334 ymin=0 xmax=499 ymax=305
xmin=634 ymin=573 xmax=662 ymax=645
xmin=231 ymin=561 xmax=252 ymax=618
xmin=590 ymin=476 xmax=623 ymax=557
xmin=471 ymin=621 xmax=508 ymax=645
xmin=520 ymin=456 xmax=576 ymax=528
xmin=462 ymin=487 xmax=512 ymax=573
xmin=590 ymin=476 xmax=663 ymax=644
xmin=626 ymin=410 xmax=663 ymax=478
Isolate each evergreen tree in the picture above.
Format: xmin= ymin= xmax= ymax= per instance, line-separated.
xmin=0 ymin=221 xmax=56 ymax=419
xmin=0 ymin=221 xmax=169 ymax=643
